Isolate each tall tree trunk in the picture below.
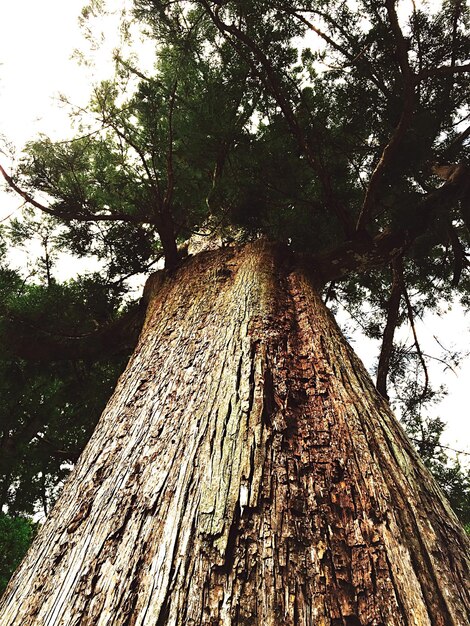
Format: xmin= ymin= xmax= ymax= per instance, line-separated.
xmin=1 ymin=241 xmax=469 ymax=626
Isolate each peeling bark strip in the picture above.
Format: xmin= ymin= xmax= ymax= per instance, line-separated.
xmin=1 ymin=242 xmax=469 ymax=625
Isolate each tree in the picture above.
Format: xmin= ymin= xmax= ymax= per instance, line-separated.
xmin=0 ymin=235 xmax=134 ymax=517
xmin=1 ymin=0 xmax=470 ymax=623
xmin=0 ymin=514 xmax=36 ymax=596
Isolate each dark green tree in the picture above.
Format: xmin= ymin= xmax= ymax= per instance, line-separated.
xmin=0 ymin=514 xmax=36 ymax=596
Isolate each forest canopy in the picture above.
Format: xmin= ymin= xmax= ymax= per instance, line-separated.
xmin=0 ymin=0 xmax=470 ymax=578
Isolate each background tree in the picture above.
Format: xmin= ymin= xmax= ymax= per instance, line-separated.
xmin=1 ymin=0 xmax=470 ymax=622
xmin=0 ymin=514 xmax=36 ymax=595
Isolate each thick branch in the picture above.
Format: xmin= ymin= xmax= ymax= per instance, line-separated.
xmin=1 ymin=161 xmax=180 ymax=268
xmin=376 ymin=256 xmax=403 ymax=399
xmin=305 ymin=7 xmax=392 ymax=98
xmin=286 ymin=9 xmax=351 ymax=60
xmin=0 ymin=163 xmax=67 ymax=218
xmin=286 ymin=6 xmax=389 ymax=99
xmin=444 ymin=124 xmax=470 ymax=157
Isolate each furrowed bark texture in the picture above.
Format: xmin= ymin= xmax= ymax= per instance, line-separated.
xmin=1 ymin=242 xmax=469 ymax=625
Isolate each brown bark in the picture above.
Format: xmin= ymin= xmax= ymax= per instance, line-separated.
xmin=1 ymin=241 xmax=469 ymax=625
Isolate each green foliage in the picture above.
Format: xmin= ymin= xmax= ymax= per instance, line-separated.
xmin=0 ymin=247 xmax=130 ymax=515
xmin=431 ymin=460 xmax=470 ymax=527
xmin=0 ymin=514 xmax=36 ymax=595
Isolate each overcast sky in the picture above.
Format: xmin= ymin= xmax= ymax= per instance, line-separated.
xmin=0 ymin=0 xmax=469 ymax=461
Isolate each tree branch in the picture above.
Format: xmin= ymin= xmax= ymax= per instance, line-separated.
xmin=417 ymin=63 xmax=470 ymax=82
xmin=402 ymin=281 xmax=429 ymax=402
xmin=0 ymin=163 xmax=64 ymax=218
xmin=2 ymin=303 xmax=145 ymax=362
xmin=304 ymin=7 xmax=392 ymax=98
xmin=93 ymin=87 xmax=162 ymax=209
xmin=285 ymin=9 xmax=351 ymax=60
xmin=444 ymin=124 xmax=470 ymax=157
xmin=163 ymin=78 xmax=178 ymax=213
xmin=199 ymin=0 xmax=355 ymax=237
xmin=355 ymin=0 xmax=416 ymax=232
xmin=0 ymin=163 xmax=148 ymax=226
xmin=312 ymin=178 xmax=469 ymax=284
xmin=446 ymin=220 xmax=469 ymax=286
xmin=376 ymin=255 xmax=403 ymax=399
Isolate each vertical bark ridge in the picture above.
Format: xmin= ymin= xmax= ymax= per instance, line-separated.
xmin=0 ymin=241 xmax=468 ymax=626
xmin=292 ymin=271 xmax=469 ymax=625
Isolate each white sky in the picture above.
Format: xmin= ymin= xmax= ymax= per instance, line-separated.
xmin=0 ymin=0 xmax=469 ymax=461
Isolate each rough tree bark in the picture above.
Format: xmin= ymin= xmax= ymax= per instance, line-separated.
xmin=1 ymin=241 xmax=469 ymax=626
